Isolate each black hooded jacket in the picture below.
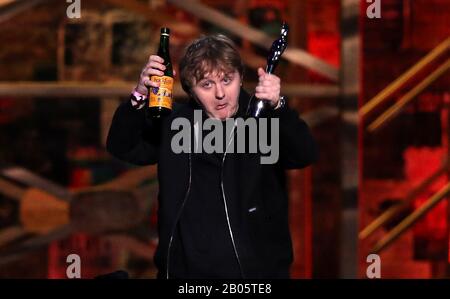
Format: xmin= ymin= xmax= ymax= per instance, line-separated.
xmin=106 ymin=89 xmax=318 ymax=279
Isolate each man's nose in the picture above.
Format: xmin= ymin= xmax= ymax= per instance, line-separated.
xmin=215 ymin=84 xmax=225 ymax=100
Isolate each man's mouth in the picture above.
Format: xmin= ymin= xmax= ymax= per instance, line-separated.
xmin=216 ymin=103 xmax=228 ymax=110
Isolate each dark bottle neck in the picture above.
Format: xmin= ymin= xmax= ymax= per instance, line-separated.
xmin=158 ymin=34 xmax=172 ymax=77
xmin=158 ymin=35 xmax=170 ymax=58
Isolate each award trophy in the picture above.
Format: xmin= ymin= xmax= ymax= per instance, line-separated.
xmin=246 ymin=22 xmax=289 ymax=118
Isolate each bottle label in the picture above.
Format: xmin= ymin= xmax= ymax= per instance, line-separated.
xmin=149 ymin=75 xmax=173 ymax=109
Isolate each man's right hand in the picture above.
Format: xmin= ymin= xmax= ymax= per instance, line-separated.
xmin=135 ymin=55 xmax=175 ymax=95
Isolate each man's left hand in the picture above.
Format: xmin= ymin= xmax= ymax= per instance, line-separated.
xmin=255 ymin=67 xmax=281 ymax=108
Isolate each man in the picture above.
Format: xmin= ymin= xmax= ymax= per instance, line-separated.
xmin=107 ymin=34 xmax=318 ymax=279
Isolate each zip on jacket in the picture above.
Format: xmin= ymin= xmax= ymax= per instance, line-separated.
xmin=165 ymin=120 xmax=244 ymax=279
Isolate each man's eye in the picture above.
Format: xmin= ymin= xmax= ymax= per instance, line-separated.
xmin=223 ymin=77 xmax=232 ymax=84
xmin=201 ymin=81 xmax=212 ymax=88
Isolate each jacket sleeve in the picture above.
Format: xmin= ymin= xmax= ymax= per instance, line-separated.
xmin=106 ymin=98 xmax=160 ymax=165
xmin=272 ymin=104 xmax=319 ymax=169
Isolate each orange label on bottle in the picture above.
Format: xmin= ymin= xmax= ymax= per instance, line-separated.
xmin=149 ymin=76 xmax=173 ymax=109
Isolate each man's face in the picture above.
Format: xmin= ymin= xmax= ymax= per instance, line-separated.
xmin=191 ymin=70 xmax=241 ymax=120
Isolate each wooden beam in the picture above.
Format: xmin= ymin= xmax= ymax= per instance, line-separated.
xmin=0 ymin=81 xmax=339 ymax=98
xmin=371 ymin=183 xmax=450 ymax=254
xmin=281 ymin=84 xmax=339 ymax=99
xmin=368 ymin=59 xmax=450 ymax=132
xmin=339 ymin=0 xmax=360 ymax=279
xmin=0 ymin=0 xmax=49 ymax=23
xmin=302 ymin=106 xmax=339 ymax=128
xmin=0 ymin=226 xmax=26 ymax=248
xmin=360 ymin=37 xmax=450 ymax=118
xmin=167 ymin=0 xmax=339 ymax=81
xmin=0 ymin=0 xmax=15 ymax=7
xmin=1 ymin=167 xmax=71 ymax=201
xmin=0 ymin=225 xmax=74 ymax=266
xmin=0 ymin=177 xmax=25 ymax=201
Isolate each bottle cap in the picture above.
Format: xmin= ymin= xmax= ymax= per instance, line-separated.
xmin=161 ymin=27 xmax=170 ymax=35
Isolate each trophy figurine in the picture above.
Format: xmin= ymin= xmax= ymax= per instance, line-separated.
xmin=246 ymin=22 xmax=289 ymax=118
